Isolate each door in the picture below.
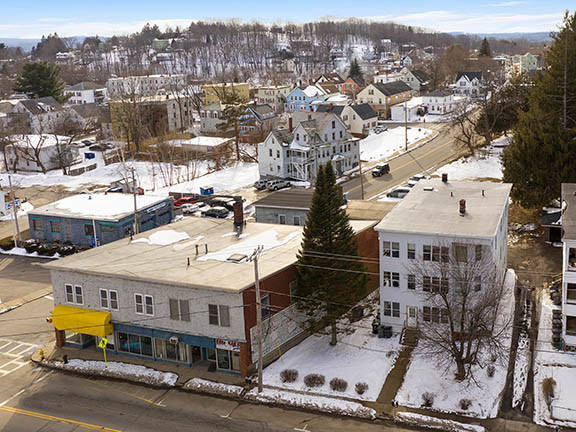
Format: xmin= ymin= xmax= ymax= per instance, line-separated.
xmin=406 ymin=306 xmax=418 ymax=328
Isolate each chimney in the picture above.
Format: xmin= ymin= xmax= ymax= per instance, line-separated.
xmin=288 ymin=117 xmax=293 ymax=132
xmin=459 ymin=199 xmax=466 ymax=216
xmin=442 ymin=173 xmax=448 ymax=183
xmin=233 ymin=199 xmax=244 ymax=235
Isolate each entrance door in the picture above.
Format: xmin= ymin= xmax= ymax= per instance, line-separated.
xmin=406 ymin=306 xmax=418 ymax=328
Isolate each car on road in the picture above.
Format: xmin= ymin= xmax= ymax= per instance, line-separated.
xmin=372 ymin=163 xmax=390 ymax=177
xmin=174 ymin=196 xmax=197 ymax=207
xmin=204 ymin=206 xmax=229 ymax=218
xmin=407 ymin=174 xmax=426 ymax=186
xmin=267 ymin=179 xmax=291 ymax=191
xmin=386 ymin=187 xmax=411 ymax=199
xmin=254 ymin=180 xmax=268 ymax=190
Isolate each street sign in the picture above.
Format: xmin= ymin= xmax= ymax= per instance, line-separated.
xmin=98 ymin=337 xmax=108 ymax=349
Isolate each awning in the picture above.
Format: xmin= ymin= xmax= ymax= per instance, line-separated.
xmin=52 ymin=305 xmax=113 ymax=337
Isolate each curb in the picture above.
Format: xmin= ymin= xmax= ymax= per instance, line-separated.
xmin=0 ymin=287 xmax=52 ymax=314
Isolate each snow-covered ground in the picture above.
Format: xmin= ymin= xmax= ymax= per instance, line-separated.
xmin=262 ymin=314 xmax=401 ymax=401
xmin=0 ymin=246 xmax=60 ymax=259
xmin=396 ymin=270 xmax=516 ymax=418
xmin=396 ymin=412 xmax=485 ymax=432
xmin=184 ymin=378 xmax=244 ymax=397
xmin=512 ymin=301 xmax=531 ymax=409
xmin=0 ymin=201 xmax=34 ymax=222
xmin=245 ymin=388 xmax=376 ymax=419
xmin=533 ymin=293 xmax=576 ymax=427
xmin=360 ymin=127 xmax=433 ymax=162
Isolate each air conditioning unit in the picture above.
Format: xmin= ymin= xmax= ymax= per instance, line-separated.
xmin=169 ymin=336 xmax=179 ymax=344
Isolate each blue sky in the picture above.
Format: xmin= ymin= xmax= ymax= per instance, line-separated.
xmin=0 ymin=0 xmax=571 ymax=38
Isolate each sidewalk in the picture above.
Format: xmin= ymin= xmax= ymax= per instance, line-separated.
xmin=0 ymin=286 xmax=52 ymax=314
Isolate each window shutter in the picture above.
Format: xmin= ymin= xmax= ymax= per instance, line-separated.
xmin=180 ymin=300 xmax=190 ymax=322
xmin=169 ymin=299 xmax=179 ymax=320
xmin=219 ymin=305 xmax=230 ymax=327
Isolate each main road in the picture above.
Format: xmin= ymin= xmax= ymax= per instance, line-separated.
xmin=343 ymin=123 xmax=462 ymax=200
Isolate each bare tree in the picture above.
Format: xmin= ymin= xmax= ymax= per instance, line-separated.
xmin=406 ymin=241 xmax=510 ymax=381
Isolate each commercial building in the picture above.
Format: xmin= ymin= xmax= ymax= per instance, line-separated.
xmin=28 ymin=193 xmax=174 ymax=248
xmin=202 ymin=83 xmax=250 ymax=105
xmin=107 ymin=75 xmax=186 ymax=98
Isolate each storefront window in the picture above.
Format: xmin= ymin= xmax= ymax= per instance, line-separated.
xmin=154 ymin=338 xmax=188 ymax=363
xmin=206 ymin=348 xmax=216 ymax=362
xmin=216 ymin=349 xmax=241 ymax=372
xmin=117 ymin=332 xmax=152 ymax=357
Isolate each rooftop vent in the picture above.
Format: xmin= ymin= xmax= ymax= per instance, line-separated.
xmin=459 ymin=199 xmax=466 ymax=216
xmin=423 ymin=186 xmax=434 ymax=192
xmin=442 ymin=173 xmax=448 ymax=183
xmin=227 ymin=253 xmax=248 ymax=263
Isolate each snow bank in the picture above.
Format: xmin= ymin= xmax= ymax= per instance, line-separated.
xmin=396 ymin=412 xmax=485 ymax=432
xmin=132 ymin=230 xmax=190 ymax=246
xmin=47 ymin=359 xmax=178 ymax=386
xmin=262 ymin=314 xmax=401 ymax=401
xmin=0 ymin=247 xmax=60 ymax=259
xmin=184 ymin=378 xmax=244 ymax=397
xmin=360 ymin=127 xmax=433 ymax=162
xmin=245 ymin=388 xmax=376 ymax=419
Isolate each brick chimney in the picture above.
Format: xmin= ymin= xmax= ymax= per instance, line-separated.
xmin=459 ymin=199 xmax=466 ymax=216
xmin=288 ymin=117 xmax=293 ymax=132
xmin=442 ymin=173 xmax=448 ymax=183
xmin=233 ymin=199 xmax=244 ymax=235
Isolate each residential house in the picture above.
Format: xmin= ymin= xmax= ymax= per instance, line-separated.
xmin=314 ymin=72 xmax=345 ymax=92
xmin=315 ymin=103 xmax=378 ymax=137
xmin=374 ymin=72 xmax=404 ymax=84
xmin=258 ymin=112 xmax=359 ymax=181
xmin=285 ymin=85 xmax=326 ymax=113
xmin=255 ymin=85 xmax=291 ymax=113
xmin=390 ymin=97 xmax=423 ymax=122
xmin=357 ymin=81 xmax=414 ymax=119
xmin=55 ymin=52 xmax=75 ymax=65
xmin=401 ymin=69 xmax=429 ymax=94
xmin=28 ymin=193 xmax=174 ymax=248
xmin=163 ymin=136 xmax=233 ymax=156
xmin=401 ymin=55 xmax=413 ymax=67
xmin=454 ymin=72 xmax=483 ymax=96
xmin=10 ymin=97 xmax=86 ymax=134
xmin=239 ymin=104 xmax=278 ymax=142
xmin=376 ymin=178 xmax=511 ymax=332
xmin=5 ymin=134 xmax=81 ymax=173
xmin=422 ymin=90 xmax=458 ymax=115
xmin=45 ymin=216 xmax=379 ymax=377
xmin=64 ymin=82 xmax=107 ymax=105
xmin=341 ymin=76 xmax=366 ymax=98
xmin=107 ymin=75 xmax=186 ymax=98
xmin=200 ymin=102 xmax=227 ymax=134
xmin=559 ymin=184 xmax=576 ymax=348
xmin=202 ymin=82 xmax=250 ymax=105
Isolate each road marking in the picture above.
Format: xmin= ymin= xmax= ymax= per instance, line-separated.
xmin=0 ymin=258 xmax=13 ymax=272
xmin=294 ymin=424 xmax=310 ymax=431
xmin=0 ymin=338 xmax=40 ymax=379
xmin=0 ymin=371 xmax=54 ymax=407
xmin=0 ymin=406 xmax=122 ymax=431
xmin=80 ymin=376 xmax=163 ymax=406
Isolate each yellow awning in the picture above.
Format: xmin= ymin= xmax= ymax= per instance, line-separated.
xmin=52 ymin=305 xmax=113 ymax=337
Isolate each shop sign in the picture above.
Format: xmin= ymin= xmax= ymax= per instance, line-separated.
xmin=215 ymin=339 xmax=240 ymax=352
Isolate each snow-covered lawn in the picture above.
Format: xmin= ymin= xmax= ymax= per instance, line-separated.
xmin=262 ymin=314 xmax=401 ymax=401
xmin=360 ymin=127 xmax=433 ymax=162
xmin=47 ymin=359 xmax=178 ymax=386
xmin=245 ymin=388 xmax=376 ymax=419
xmin=533 ymin=293 xmax=576 ymax=427
xmin=0 ymin=201 xmax=34 ymax=221
xmin=396 ymin=412 xmax=485 ymax=432
xmin=396 ymin=270 xmax=516 ymax=419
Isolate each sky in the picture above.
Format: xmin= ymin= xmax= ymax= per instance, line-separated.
xmin=0 ymin=0 xmax=572 ymax=39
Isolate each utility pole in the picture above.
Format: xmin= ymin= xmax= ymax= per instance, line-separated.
xmin=356 ymin=140 xmax=364 ymax=200
xmin=563 ymin=38 xmax=568 ymax=129
xmin=249 ymin=245 xmax=264 ymax=393
xmin=131 ymin=168 xmax=139 ymax=235
xmin=8 ymin=176 xmax=21 ymax=247
xmin=404 ymin=99 xmax=408 ymax=152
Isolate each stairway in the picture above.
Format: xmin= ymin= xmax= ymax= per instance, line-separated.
xmin=401 ymin=327 xmax=419 ymax=347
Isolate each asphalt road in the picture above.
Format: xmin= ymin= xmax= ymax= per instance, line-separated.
xmin=342 ymin=123 xmax=462 ymax=200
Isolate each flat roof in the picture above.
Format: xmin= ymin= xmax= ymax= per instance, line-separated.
xmin=43 ymin=217 xmax=378 ymax=292
xmin=562 ymin=184 xmax=576 ymax=240
xmin=253 ymin=189 xmax=315 ymax=210
xmin=346 ymin=200 xmax=398 ymax=220
xmin=29 ymin=193 xmax=171 ymax=222
xmin=375 ymin=179 xmax=512 ymax=238
xmin=166 ymin=136 xmax=230 ymax=147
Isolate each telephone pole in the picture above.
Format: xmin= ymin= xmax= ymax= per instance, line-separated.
xmin=131 ymin=168 xmax=139 ymax=235
xmin=8 ymin=176 xmax=21 ymax=246
xmin=249 ymin=245 xmax=264 ymax=393
xmin=404 ymin=99 xmax=408 ymax=152
xmin=356 ymin=140 xmax=364 ymax=200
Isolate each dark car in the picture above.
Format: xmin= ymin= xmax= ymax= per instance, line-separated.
xmin=372 ymin=163 xmax=390 ymax=177
xmin=211 ymin=198 xmax=236 ymax=211
xmin=386 ymin=187 xmax=411 ymax=199
xmin=204 ymin=207 xmax=229 ymax=218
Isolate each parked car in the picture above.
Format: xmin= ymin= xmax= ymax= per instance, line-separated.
xmin=267 ymin=180 xmax=291 ymax=191
xmin=408 ymin=174 xmax=426 ymax=186
xmin=254 ymin=180 xmax=268 ymax=190
xmin=211 ymin=197 xmax=236 ymax=211
xmin=89 ymin=144 xmax=106 ymax=151
xmin=173 ymin=196 xmax=197 ymax=207
xmin=372 ymin=126 xmax=388 ymax=134
xmin=180 ymin=203 xmax=202 ymax=215
xmin=386 ymin=187 xmax=411 ymax=199
xmin=204 ymin=206 xmax=229 ymax=218
xmin=81 ymin=139 xmax=94 ymax=145
xmin=372 ymin=163 xmax=390 ymax=177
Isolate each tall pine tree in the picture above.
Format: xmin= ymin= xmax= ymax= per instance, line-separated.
xmin=502 ymin=11 xmax=576 ymax=208
xmin=13 ymin=61 xmax=66 ymax=102
xmin=348 ymin=58 xmax=363 ymax=81
xmin=296 ymin=162 xmax=367 ymax=345
xmin=478 ymin=38 xmax=492 ymax=57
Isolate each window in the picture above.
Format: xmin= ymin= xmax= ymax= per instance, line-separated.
xmin=474 ymin=276 xmax=482 ymax=292
xmin=407 ymin=244 xmax=415 ymax=259
xmin=117 ymin=332 xmax=153 ymax=357
xmin=383 ymin=241 xmax=391 ymax=257
xmin=431 ymin=246 xmax=441 ymax=262
xmin=407 ymin=274 xmax=416 ymax=290
xmin=423 ymin=245 xmax=431 ymax=261
xmin=441 ymin=278 xmax=449 ymax=294
xmin=392 ymin=302 xmax=400 ymax=318
xmin=567 ymin=283 xmax=576 ymax=303
xmin=383 ymin=271 xmax=391 ymax=286
xmin=567 ymin=316 xmax=576 ymax=336
xmin=423 ymin=276 xmax=431 ymax=292
xmin=208 ymin=304 xmax=230 ymax=327
xmin=135 ymin=294 xmax=153 ymax=315
xmin=169 ymin=299 xmax=190 ymax=321
xmin=65 ymin=284 xmax=83 ymax=305
xmin=331 ymin=120 xmax=335 ymax=128
xmin=475 ymin=245 xmax=483 ymax=261
xmin=391 ymin=242 xmax=400 ymax=258
xmin=454 ymin=243 xmax=468 ymax=262
xmin=269 ymin=149 xmax=272 ymax=157
xmin=383 ymin=301 xmax=392 ymax=316
xmin=216 ymin=348 xmax=241 ymax=371
xmin=424 ymin=306 xmax=449 ymax=324
xmin=289 ymin=280 xmax=298 ymax=301
xmin=32 ymin=219 xmax=42 ymax=231
xmin=279 ymin=214 xmax=286 ymax=225
xmin=293 ymin=216 xmax=301 ymax=226
xmin=431 ymin=277 xmax=440 ymax=293
xmin=50 ymin=220 xmax=60 ymax=233
xmin=84 ymin=224 xmax=94 ymax=236
xmin=261 ymin=294 xmax=271 ymax=318
xmin=441 ymin=247 xmax=449 ymax=263
xmin=391 ymin=272 xmax=400 ymax=288
xmin=99 ymin=289 xmax=118 ymax=310
xmin=423 ymin=306 xmax=431 ymax=322
xmin=569 ymin=248 xmax=576 ymax=269
xmin=65 ymin=284 xmax=74 ymax=303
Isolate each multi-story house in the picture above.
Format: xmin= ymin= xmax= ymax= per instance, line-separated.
xmin=107 ymin=75 xmax=186 ymax=99
xmin=239 ymin=104 xmax=278 ymax=142
xmin=200 ymin=102 xmax=227 ymax=134
xmin=10 ymin=97 xmax=87 ymax=134
xmin=46 ymin=216 xmax=379 ymax=377
xmin=315 ymin=103 xmax=378 ymax=137
xmin=285 ymin=85 xmax=327 ymax=112
xmin=401 ymin=69 xmax=429 ymax=94
xmin=341 ymin=77 xmax=366 ymax=98
xmin=255 ymin=85 xmax=291 ymax=113
xmin=63 ymin=82 xmax=107 ymax=105
xmin=357 ymin=81 xmax=414 ymax=119
xmin=258 ymin=112 xmax=359 ymax=181
xmin=559 ymin=184 xmax=576 ymax=348
xmin=453 ymin=72 xmax=483 ymax=96
xmin=422 ymin=90 xmax=458 ymax=115
xmin=202 ymin=82 xmax=250 ymax=105
xmin=376 ymin=178 xmax=511 ymax=332
xmin=314 ymin=72 xmax=345 ymax=92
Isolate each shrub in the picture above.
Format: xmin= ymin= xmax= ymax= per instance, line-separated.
xmin=386 ymin=351 xmax=394 ymax=358
xmin=304 ymin=373 xmax=325 ymax=388
xmin=487 ymin=365 xmax=496 ymax=378
xmin=542 ymin=377 xmax=556 ymax=406
xmin=329 ymin=378 xmax=348 ymax=392
xmin=355 ymin=382 xmax=369 ymax=395
xmin=280 ymin=369 xmax=298 ymax=383
xmin=422 ymin=392 xmax=435 ymax=407
xmin=459 ymin=399 xmax=472 ymax=410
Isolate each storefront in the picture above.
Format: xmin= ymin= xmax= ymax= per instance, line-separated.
xmin=215 ymin=339 xmax=241 ymax=373
xmin=51 ymin=304 xmax=113 ymax=348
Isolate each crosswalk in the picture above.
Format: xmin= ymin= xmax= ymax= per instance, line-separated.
xmin=0 ymin=338 xmax=39 ymax=377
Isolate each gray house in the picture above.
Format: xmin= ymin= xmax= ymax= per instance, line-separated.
xmin=28 ymin=193 xmax=174 ymax=247
xmin=253 ymin=189 xmax=314 ymax=226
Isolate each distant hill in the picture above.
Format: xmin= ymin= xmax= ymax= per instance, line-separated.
xmin=451 ymin=32 xmax=552 ymax=43
xmin=0 ymin=38 xmax=40 ymax=51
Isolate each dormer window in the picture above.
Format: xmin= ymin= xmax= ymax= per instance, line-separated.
xmin=296 ymin=133 xmax=300 ymax=141
xmin=332 ymin=120 xmax=335 ymax=129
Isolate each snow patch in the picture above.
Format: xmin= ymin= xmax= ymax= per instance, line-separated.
xmin=132 ymin=230 xmax=190 ymax=246
xmin=396 ymin=412 xmax=485 ymax=432
xmin=360 ymin=127 xmax=433 ymax=162
xmin=184 ymin=378 xmax=244 ymax=397
xmin=0 ymin=246 xmax=60 ymax=259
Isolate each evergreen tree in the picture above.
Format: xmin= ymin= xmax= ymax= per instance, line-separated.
xmin=216 ymin=89 xmax=248 ymax=160
xmin=502 ymin=11 xmax=576 ymax=208
xmin=348 ymin=58 xmax=363 ymax=80
xmin=479 ymin=38 xmax=492 ymax=57
xmin=13 ymin=61 xmax=66 ymax=102
xmin=296 ymin=162 xmax=368 ymax=345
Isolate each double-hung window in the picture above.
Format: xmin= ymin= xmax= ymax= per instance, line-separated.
xmin=100 ymin=289 xmax=118 ymax=310
xmin=407 ymin=244 xmax=415 ymax=259
xmin=169 ymin=299 xmax=191 ymax=321
xmin=135 ymin=294 xmax=154 ymax=316
xmin=423 ymin=245 xmax=431 ymax=261
xmin=65 ymin=284 xmax=83 ymax=305
xmin=208 ymin=304 xmax=230 ymax=327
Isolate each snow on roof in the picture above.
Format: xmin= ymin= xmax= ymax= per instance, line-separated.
xmin=30 ymin=193 xmax=170 ymax=221
xmin=10 ymin=135 xmax=71 ymax=148
xmin=303 ymin=85 xmax=323 ymax=98
xmin=166 ymin=136 xmax=230 ymax=148
xmin=132 ymin=230 xmax=190 ymax=246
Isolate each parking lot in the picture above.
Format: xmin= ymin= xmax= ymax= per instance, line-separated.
xmin=0 ymin=338 xmax=39 ymax=378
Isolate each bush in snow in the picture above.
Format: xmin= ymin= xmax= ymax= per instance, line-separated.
xmin=280 ymin=369 xmax=298 ymax=383
xmin=542 ymin=377 xmax=556 ymax=408
xmin=386 ymin=351 xmax=394 ymax=358
xmin=459 ymin=398 xmax=472 ymax=410
xmin=304 ymin=373 xmax=325 ymax=388
xmin=487 ymin=365 xmax=496 ymax=378
xmin=355 ymin=382 xmax=369 ymax=395
xmin=329 ymin=378 xmax=348 ymax=392
xmin=421 ymin=392 xmax=435 ymax=407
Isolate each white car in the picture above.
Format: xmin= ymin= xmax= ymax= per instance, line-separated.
xmin=407 ymin=174 xmax=427 ymax=187
xmin=267 ymin=180 xmax=291 ymax=191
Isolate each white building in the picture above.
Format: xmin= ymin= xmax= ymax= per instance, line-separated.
xmin=390 ymin=97 xmax=423 ymax=122
xmin=376 ymin=179 xmax=511 ymax=332
xmin=422 ymin=90 xmax=457 ymax=115
xmin=10 ymin=97 xmax=86 ymax=134
xmin=315 ymin=103 xmax=378 ymax=137
xmin=107 ymin=75 xmax=186 ymax=98
xmin=5 ymin=135 xmax=81 ymax=172
xmin=258 ymin=112 xmax=359 ymax=181
xmin=454 ymin=72 xmax=483 ymax=96
xmin=560 ymin=184 xmax=576 ymax=347
xmin=374 ymin=72 xmax=404 ymax=84
xmin=255 ymin=85 xmax=292 ymax=113
xmin=64 ymin=82 xmax=107 ymax=105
